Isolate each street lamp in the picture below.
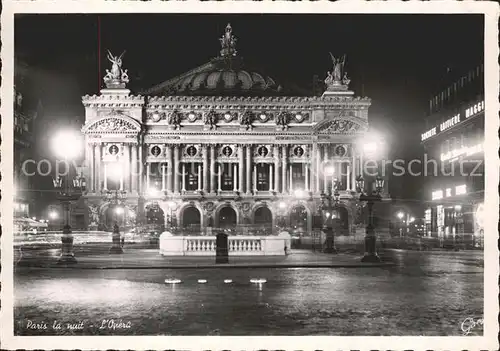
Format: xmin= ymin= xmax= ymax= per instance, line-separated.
xmin=356 ymin=174 xmax=384 ymax=262
xmin=51 ymin=130 xmax=84 ymax=265
xmin=320 ymin=178 xmax=340 ymax=254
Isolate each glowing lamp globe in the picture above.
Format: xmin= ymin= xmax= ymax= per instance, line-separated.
xmin=52 ymin=130 xmax=82 ymax=160
xmin=396 ymin=211 xmax=404 ymax=219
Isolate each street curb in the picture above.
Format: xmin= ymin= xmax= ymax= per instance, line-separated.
xmin=16 ymin=262 xmax=396 ymax=269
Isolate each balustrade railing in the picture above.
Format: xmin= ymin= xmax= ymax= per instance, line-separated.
xmin=184 ymin=236 xmax=263 ymax=254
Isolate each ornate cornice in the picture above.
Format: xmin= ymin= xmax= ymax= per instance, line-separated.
xmin=146 ymin=95 xmax=371 ymax=108
xmin=82 ymin=112 xmax=142 ymax=134
xmin=82 ymin=94 xmax=145 ymax=108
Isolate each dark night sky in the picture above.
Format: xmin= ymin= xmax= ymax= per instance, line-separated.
xmin=15 ymin=14 xmax=484 ymax=208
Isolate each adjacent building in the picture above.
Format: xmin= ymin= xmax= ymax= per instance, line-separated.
xmin=14 ymin=60 xmax=39 ymax=223
xmin=421 ymin=63 xmax=484 ymax=248
xmin=78 ymin=24 xmax=390 ymax=236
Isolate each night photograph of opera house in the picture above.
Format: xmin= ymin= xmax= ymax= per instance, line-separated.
xmin=12 ymin=14 xmax=486 ymax=337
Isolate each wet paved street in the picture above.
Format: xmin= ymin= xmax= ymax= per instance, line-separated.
xmin=14 ymin=250 xmax=483 ymax=336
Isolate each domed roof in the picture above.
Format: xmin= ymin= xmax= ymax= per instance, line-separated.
xmin=145 ymin=24 xmax=283 ymax=97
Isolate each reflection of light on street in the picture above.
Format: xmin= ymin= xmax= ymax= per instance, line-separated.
xmin=224 ymin=279 xmax=232 ymax=284
xmin=165 ymin=278 xmax=182 ymax=284
xmin=197 ymin=279 xmax=207 ymax=284
xmin=250 ymin=278 xmax=267 ymax=284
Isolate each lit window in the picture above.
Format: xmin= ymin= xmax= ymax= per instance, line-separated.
xmin=445 ymin=188 xmax=452 ymax=197
xmin=455 ymin=184 xmax=467 ymax=196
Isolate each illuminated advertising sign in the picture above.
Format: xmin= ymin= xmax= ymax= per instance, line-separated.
xmin=432 ymin=190 xmax=443 ymax=200
xmin=439 ymin=113 xmax=460 ymax=132
xmin=465 ymin=100 xmax=484 ymax=118
xmin=440 ymin=142 xmax=483 ymax=161
xmin=421 ymin=100 xmax=484 ymax=141
xmin=421 ymin=127 xmax=436 ymax=141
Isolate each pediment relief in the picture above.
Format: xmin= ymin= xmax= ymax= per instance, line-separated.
xmin=83 ymin=114 xmax=141 ymax=134
xmin=314 ymin=117 xmax=367 ymax=134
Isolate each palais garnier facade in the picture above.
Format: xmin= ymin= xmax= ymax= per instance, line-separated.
xmin=78 ymin=24 xmax=390 ymax=235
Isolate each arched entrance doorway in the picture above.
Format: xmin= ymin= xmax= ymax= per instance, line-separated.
xmin=182 ymin=206 xmax=201 ymax=232
xmin=254 ymin=206 xmax=273 ymax=233
xmin=146 ymin=202 xmax=165 ymax=231
xmin=218 ymin=206 xmax=237 ymax=229
xmin=290 ymin=205 xmax=308 ymax=236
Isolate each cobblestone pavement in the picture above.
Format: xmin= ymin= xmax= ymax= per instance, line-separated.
xmin=14 ymin=250 xmax=483 ymax=336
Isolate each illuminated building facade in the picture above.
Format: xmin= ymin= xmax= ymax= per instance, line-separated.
xmin=79 ymin=24 xmax=390 ymax=235
xmin=14 ymin=60 xmax=39 ymax=221
xmin=421 ymin=63 xmax=484 ymax=248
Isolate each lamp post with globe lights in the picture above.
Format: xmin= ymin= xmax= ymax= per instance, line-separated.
xmin=320 ymin=176 xmax=340 ymax=254
xmin=320 ymin=164 xmax=340 ymax=253
xmin=51 ymin=130 xmax=84 ymax=264
xmin=103 ymin=162 xmax=127 ymax=254
xmin=355 ymin=174 xmax=384 ymax=263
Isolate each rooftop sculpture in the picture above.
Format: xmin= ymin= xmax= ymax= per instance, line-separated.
xmin=219 ymin=23 xmax=238 ymax=58
xmin=103 ymin=50 xmax=130 ymax=89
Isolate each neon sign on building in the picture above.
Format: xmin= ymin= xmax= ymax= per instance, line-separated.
xmin=421 ymin=100 xmax=484 ymax=141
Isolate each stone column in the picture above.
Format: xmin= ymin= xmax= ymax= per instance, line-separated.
xmin=273 ymin=145 xmax=280 ymax=193
xmin=131 ymin=144 xmax=137 ymax=193
xmin=166 ymin=145 xmax=173 ymax=193
xmin=233 ymin=164 xmax=238 ymax=192
xmin=346 ymin=164 xmax=351 ymax=191
xmin=305 ymin=162 xmax=309 ymax=191
xmin=174 ymin=145 xmax=180 ymax=193
xmin=181 ymin=163 xmax=186 ymax=192
xmin=269 ymin=164 xmax=274 ymax=191
xmin=323 ymin=145 xmax=328 ymax=193
xmin=89 ymin=143 xmax=95 ymax=193
xmin=203 ymin=145 xmax=209 ymax=193
xmin=198 ymin=164 xmax=202 ymax=191
xmin=253 ymin=164 xmax=257 ymax=192
xmin=210 ymin=145 xmax=216 ymax=193
xmin=124 ymin=144 xmax=131 ymax=191
xmin=289 ymin=164 xmax=293 ymax=193
xmin=138 ymin=144 xmax=143 ymax=195
xmin=351 ymin=147 xmax=357 ymax=190
xmin=281 ymin=145 xmax=288 ymax=194
xmin=315 ymin=145 xmax=321 ymax=194
xmin=161 ymin=163 xmax=166 ymax=191
xmin=95 ymin=144 xmax=101 ymax=192
xmin=238 ymin=145 xmax=244 ymax=193
xmin=218 ymin=163 xmax=222 ymax=192
xmin=104 ymin=163 xmax=108 ymax=191
xmin=146 ymin=163 xmax=150 ymax=190
xmin=246 ymin=145 xmax=252 ymax=194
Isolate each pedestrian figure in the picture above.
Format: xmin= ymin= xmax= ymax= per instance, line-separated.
xmin=121 ymin=236 xmax=125 ymax=248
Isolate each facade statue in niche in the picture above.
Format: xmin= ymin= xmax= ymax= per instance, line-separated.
xmin=204 ymin=109 xmax=218 ymax=130
xmin=276 ymin=111 xmax=290 ymax=130
xmin=103 ymin=50 xmax=129 ymax=89
xmin=219 ymin=23 xmax=237 ymax=57
xmin=239 ymin=110 xmax=253 ymax=130
xmin=168 ymin=109 xmax=182 ymax=129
